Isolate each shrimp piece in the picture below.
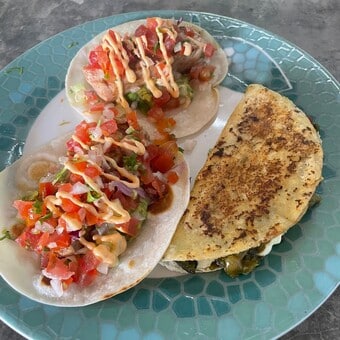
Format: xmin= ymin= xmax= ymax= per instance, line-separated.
xmin=83 ymin=66 xmax=117 ymax=102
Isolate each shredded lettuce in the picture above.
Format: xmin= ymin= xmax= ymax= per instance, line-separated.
xmin=69 ymin=84 xmax=87 ymax=104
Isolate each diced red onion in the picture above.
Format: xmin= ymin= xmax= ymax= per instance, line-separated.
xmin=74 ymin=146 xmax=84 ymax=155
xmin=135 ymin=187 xmax=147 ymax=199
xmin=41 ymin=222 xmax=55 ymax=233
xmin=58 ymin=156 xmax=69 ymax=165
xmin=89 ymin=125 xmax=103 ymax=140
xmin=32 ymin=220 xmax=55 ymax=234
xmin=103 ymin=104 xmax=116 ymax=120
xmin=42 ymin=268 xmax=74 ymax=281
xmin=109 ymin=181 xmax=134 ymax=197
xmin=88 ymin=146 xmax=104 ymax=165
xmin=56 ymin=226 xmax=64 ymax=235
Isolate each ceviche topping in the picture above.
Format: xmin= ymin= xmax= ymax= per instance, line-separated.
xmin=7 ymin=112 xmax=182 ymax=296
xmin=71 ymin=17 xmax=216 ymax=122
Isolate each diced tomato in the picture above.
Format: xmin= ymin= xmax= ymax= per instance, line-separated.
xmin=155 ymin=117 xmax=176 ymax=135
xmin=13 ymin=200 xmax=34 ymax=220
xmin=135 ymin=24 xmax=158 ymax=50
xmin=167 ymin=170 xmax=179 ymax=184
xmin=84 ymin=165 xmax=101 ymax=178
xmin=13 ymin=200 xmax=45 ymax=227
xmin=62 ymin=211 xmax=82 ymax=225
xmin=71 ymin=161 xmax=101 ymax=179
xmin=164 ymin=34 xmax=176 ymax=55
xmin=74 ymin=121 xmax=97 ymax=146
xmin=204 ymin=43 xmax=216 ymax=58
xmin=60 ymin=198 xmax=80 ymax=213
xmin=183 ymin=26 xmax=195 ymax=37
xmin=88 ymin=45 xmax=111 ymax=74
xmin=39 ymin=182 xmax=57 ymax=198
xmin=72 ymin=161 xmax=87 ymax=173
xmin=146 ymin=18 xmax=158 ymax=30
xmin=37 ymin=232 xmax=50 ymax=250
xmin=135 ymin=24 xmax=148 ymax=37
xmin=45 ymin=253 xmax=75 ymax=280
xmin=126 ymin=110 xmax=140 ymax=130
xmin=15 ymin=228 xmax=41 ymax=250
xmin=37 ymin=229 xmax=71 ymax=252
xmin=163 ymin=97 xmax=181 ymax=110
xmin=108 ymin=30 xmax=117 ymax=43
xmin=151 ymin=177 xmax=168 ymax=197
xmin=140 ymin=164 xmax=155 ymax=185
xmin=150 ymin=152 xmax=174 ymax=173
xmin=189 ymin=63 xmax=215 ymax=82
xmin=84 ymin=90 xmax=101 ymax=105
xmin=100 ymin=119 xmax=118 ymax=136
xmin=112 ymin=57 xmax=125 ymax=77
xmin=49 ymin=230 xmax=71 ymax=249
xmin=89 ymin=103 xmax=106 ymax=113
xmin=40 ymin=251 xmax=50 ymax=268
xmin=147 ymin=106 xmax=165 ymax=122
xmin=66 ymin=138 xmax=81 ymax=153
xmin=58 ymin=217 xmax=67 ymax=230
xmin=148 ymin=140 xmax=178 ymax=173
xmin=79 ymin=269 xmax=98 ymax=287
xmin=153 ymin=89 xmax=171 ymax=108
xmin=58 ymin=183 xmax=73 ymax=193
xmin=74 ymin=250 xmax=100 ymax=286
xmin=70 ymin=173 xmax=84 ymax=184
xmin=111 ymin=191 xmax=138 ymax=211
xmin=85 ymin=210 xmax=100 ymax=226
xmin=116 ymin=217 xmax=140 ymax=237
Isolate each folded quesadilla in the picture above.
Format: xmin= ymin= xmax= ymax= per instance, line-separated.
xmin=65 ymin=17 xmax=228 ymax=139
xmin=161 ymin=84 xmax=323 ymax=276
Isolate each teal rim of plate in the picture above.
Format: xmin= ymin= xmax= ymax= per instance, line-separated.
xmin=0 ymin=10 xmax=339 ymax=340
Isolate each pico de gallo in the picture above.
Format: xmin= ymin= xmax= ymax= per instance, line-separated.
xmin=6 ymin=108 xmax=182 ymax=296
xmin=69 ymin=17 xmax=217 ymax=131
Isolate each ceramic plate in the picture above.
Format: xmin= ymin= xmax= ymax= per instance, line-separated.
xmin=0 ymin=10 xmax=339 ymax=339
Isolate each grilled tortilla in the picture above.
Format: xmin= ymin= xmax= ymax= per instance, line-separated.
xmin=162 ymin=84 xmax=323 ymax=275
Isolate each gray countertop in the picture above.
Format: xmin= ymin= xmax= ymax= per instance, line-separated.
xmin=0 ymin=0 xmax=339 ymax=339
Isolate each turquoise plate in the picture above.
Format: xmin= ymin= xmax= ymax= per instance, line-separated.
xmin=0 ymin=10 xmax=339 ymax=339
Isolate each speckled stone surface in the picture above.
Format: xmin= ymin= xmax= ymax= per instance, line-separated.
xmin=0 ymin=1 xmax=339 ymax=339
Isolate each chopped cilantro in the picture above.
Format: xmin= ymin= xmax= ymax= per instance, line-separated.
xmin=67 ymin=41 xmax=79 ymax=49
xmin=87 ymin=190 xmax=101 ymax=203
xmin=52 ymin=167 xmax=68 ymax=184
xmin=33 ymin=200 xmax=43 ymax=214
xmin=22 ymin=190 xmax=38 ymax=201
xmin=39 ymin=212 xmax=52 ymax=222
xmin=0 ymin=230 xmax=12 ymax=241
xmin=5 ymin=66 xmax=24 ymax=75
xmin=123 ymin=153 xmax=140 ymax=173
